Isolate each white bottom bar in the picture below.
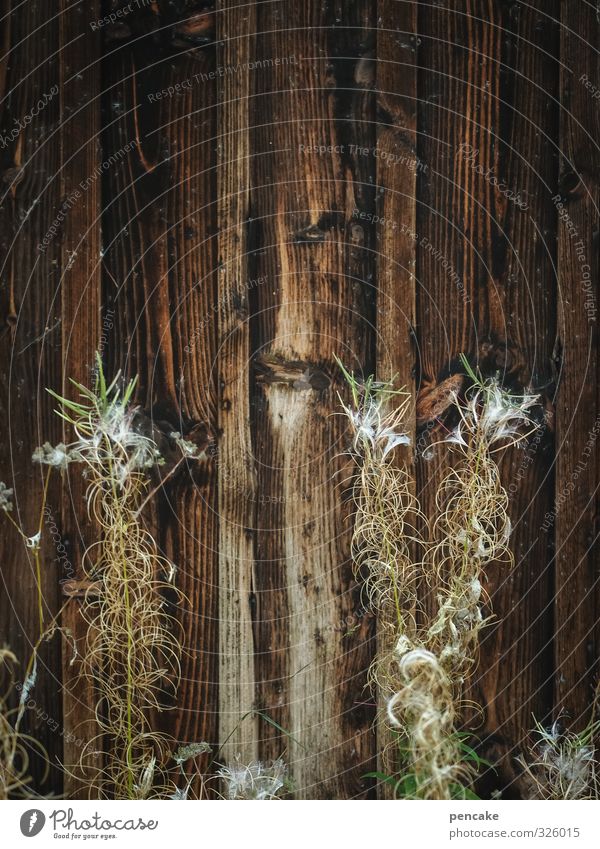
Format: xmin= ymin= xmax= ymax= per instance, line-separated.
xmin=1 ymin=799 xmax=599 ymax=848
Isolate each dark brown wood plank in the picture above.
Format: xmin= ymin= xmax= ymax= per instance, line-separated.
xmin=0 ymin=0 xmax=63 ymax=793
xmin=58 ymin=0 xmax=103 ymax=797
xmin=475 ymin=2 xmax=559 ymax=797
xmin=250 ymin=1 xmax=376 ymax=798
xmin=416 ymin=1 xmax=558 ymax=796
xmin=156 ymin=24 xmax=219 ymax=795
xmin=100 ymin=2 xmax=219 ymax=792
xmin=375 ymin=0 xmax=418 ymax=795
xmin=554 ymin=0 xmax=600 ymax=728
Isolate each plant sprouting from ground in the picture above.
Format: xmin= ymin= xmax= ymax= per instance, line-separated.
xmin=37 ymin=355 xmax=183 ymax=798
xmin=339 ymin=355 xmax=540 ymax=799
xmin=398 ymin=358 xmax=538 ymax=797
xmin=337 ymin=359 xmax=453 ymax=796
xmin=365 ymin=730 xmax=489 ymax=799
xmin=518 ymin=716 xmax=600 ymax=799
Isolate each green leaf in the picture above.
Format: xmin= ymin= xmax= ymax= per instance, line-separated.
xmin=459 ymin=787 xmax=481 ymax=800
xmin=394 ymin=774 xmax=418 ymax=798
xmin=95 ymin=352 xmax=106 ymax=403
xmin=47 ymin=389 xmax=88 ymax=415
xmin=52 ymin=409 xmax=79 ymax=427
xmin=68 ymin=378 xmax=96 ymax=401
xmin=216 ymin=709 xmax=306 ymax=761
xmin=122 ymin=376 xmax=138 ymax=409
xmin=459 ymin=352 xmax=482 ymax=387
xmin=334 ymin=354 xmax=360 ymax=407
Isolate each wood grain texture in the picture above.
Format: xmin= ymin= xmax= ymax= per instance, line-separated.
xmin=416 ymin=1 xmax=558 ymax=797
xmin=471 ymin=0 xmax=559 ymax=796
xmin=58 ymin=0 xmax=103 ymax=797
xmin=0 ymin=0 xmax=599 ymax=801
xmin=375 ymin=0 xmax=418 ymax=794
xmin=153 ymin=17 xmax=219 ymax=794
xmin=100 ymin=0 xmax=219 ymax=791
xmin=554 ymin=0 xmax=600 ymax=726
xmin=215 ymin=0 xmax=259 ymax=763
xmin=249 ymin=0 xmax=376 ymax=798
xmin=0 ymin=0 xmax=63 ymax=792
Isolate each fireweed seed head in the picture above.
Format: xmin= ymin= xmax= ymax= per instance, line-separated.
xmin=173 ymin=741 xmax=212 ymax=765
xmin=342 ymin=395 xmax=411 ymax=458
xmin=133 ymin=756 xmax=156 ymax=799
xmin=98 ymin=406 xmax=163 ymax=472
xmin=478 ymin=382 xmax=539 ymax=444
xmin=169 ymin=431 xmax=203 ymax=459
xmin=519 ymin=716 xmax=600 ymax=799
xmin=217 ymin=756 xmax=289 ymax=800
xmin=450 ymin=377 xmax=540 ymax=449
xmin=32 ymin=441 xmax=75 ymax=471
xmin=26 ymin=531 xmax=41 ymax=550
xmin=336 ymin=357 xmax=412 ymax=460
xmin=169 ymin=786 xmax=190 ymax=800
xmin=444 ymin=421 xmax=468 ymax=447
xmin=0 ymin=482 xmax=13 ymax=512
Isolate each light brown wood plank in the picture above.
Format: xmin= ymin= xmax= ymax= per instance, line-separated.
xmin=250 ymin=1 xmax=375 ymax=798
xmin=215 ymin=0 xmax=259 ymax=764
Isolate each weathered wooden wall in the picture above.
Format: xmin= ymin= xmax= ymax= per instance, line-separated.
xmin=0 ymin=0 xmax=598 ymax=799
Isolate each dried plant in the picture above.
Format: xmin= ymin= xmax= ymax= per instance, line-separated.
xmin=337 ymin=360 xmax=457 ymax=797
xmin=216 ymin=756 xmax=289 ymax=800
xmin=340 ymin=356 xmax=540 ymax=799
xmin=337 ymin=359 xmax=420 ymax=631
xmin=518 ymin=717 xmax=600 ymax=799
xmin=168 ymin=742 xmax=213 ymax=799
xmin=0 ymin=483 xmax=77 ymax=799
xmin=0 ymin=648 xmax=47 ymax=799
xmin=1 ymin=470 xmax=51 ymax=638
xmin=37 ymin=356 xmax=183 ymax=798
xmin=425 ymin=359 xmax=538 ymax=681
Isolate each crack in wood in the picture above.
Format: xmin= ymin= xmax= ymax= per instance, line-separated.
xmin=253 ymin=355 xmax=331 ymax=391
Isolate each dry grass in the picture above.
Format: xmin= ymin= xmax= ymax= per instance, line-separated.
xmin=340 ymin=356 xmax=541 ymax=799
xmin=0 ymin=649 xmax=47 ymax=799
xmin=519 ymin=717 xmax=600 ymax=799
xmin=39 ymin=357 xmax=183 ymax=798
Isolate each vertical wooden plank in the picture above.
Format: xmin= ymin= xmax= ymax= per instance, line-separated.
xmin=554 ymin=0 xmax=600 ymax=725
xmin=375 ymin=0 xmax=418 ymax=793
xmin=58 ymin=0 xmax=103 ymax=797
xmin=155 ymin=13 xmax=219 ymax=791
xmin=476 ymin=2 xmax=559 ymax=795
xmin=215 ymin=0 xmax=258 ymax=763
xmin=0 ymin=0 xmax=63 ymax=792
xmin=250 ymin=1 xmax=376 ymax=798
xmin=417 ymin=1 xmax=558 ymax=796
xmin=101 ymin=2 xmax=219 ymax=791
